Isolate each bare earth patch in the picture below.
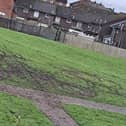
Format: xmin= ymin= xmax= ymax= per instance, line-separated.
xmin=0 ymin=51 xmax=95 ymax=98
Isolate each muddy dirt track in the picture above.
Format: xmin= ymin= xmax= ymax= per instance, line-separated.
xmin=0 ymin=85 xmax=126 ymax=126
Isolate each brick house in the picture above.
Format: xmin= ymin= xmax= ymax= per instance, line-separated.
xmin=13 ymin=0 xmax=57 ymax=27
xmin=55 ymin=6 xmax=73 ymax=29
xmin=70 ymin=0 xmax=126 ymax=36
xmin=13 ymin=0 xmax=70 ymax=29
xmin=55 ymin=5 xmax=102 ymax=36
xmin=0 ymin=0 xmax=14 ymax=18
xmin=98 ymin=18 xmax=126 ymax=49
xmin=13 ymin=0 xmax=126 ymax=37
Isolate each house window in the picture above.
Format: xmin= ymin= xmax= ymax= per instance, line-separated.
xmin=99 ymin=19 xmax=103 ymax=23
xmin=76 ymin=22 xmax=82 ymax=29
xmin=50 ymin=0 xmax=54 ymax=4
xmin=66 ymin=19 xmax=72 ymax=24
xmin=55 ymin=17 xmax=61 ymax=24
xmin=23 ymin=8 xmax=29 ymax=13
xmin=103 ymin=37 xmax=112 ymax=44
xmin=29 ymin=4 xmax=32 ymax=8
xmin=96 ymin=18 xmax=99 ymax=22
xmin=71 ymin=15 xmax=75 ymax=19
xmin=88 ymin=25 xmax=92 ymax=30
xmin=0 ymin=11 xmax=5 ymax=16
xmin=45 ymin=14 xmax=50 ymax=19
xmin=33 ymin=11 xmax=39 ymax=18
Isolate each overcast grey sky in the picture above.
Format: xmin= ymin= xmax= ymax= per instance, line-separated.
xmin=68 ymin=0 xmax=126 ymax=13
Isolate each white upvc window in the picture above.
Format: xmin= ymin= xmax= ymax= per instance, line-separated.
xmin=38 ymin=23 xmax=48 ymax=27
xmin=23 ymin=8 xmax=29 ymax=13
xmin=66 ymin=19 xmax=72 ymax=24
xmin=0 ymin=11 xmax=6 ymax=16
xmin=45 ymin=14 xmax=50 ymax=19
xmin=76 ymin=22 xmax=82 ymax=29
xmin=55 ymin=17 xmax=61 ymax=24
xmin=33 ymin=11 xmax=39 ymax=18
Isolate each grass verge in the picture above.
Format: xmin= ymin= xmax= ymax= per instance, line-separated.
xmin=64 ymin=104 xmax=126 ymax=126
xmin=0 ymin=28 xmax=126 ymax=106
xmin=0 ymin=93 xmax=52 ymax=126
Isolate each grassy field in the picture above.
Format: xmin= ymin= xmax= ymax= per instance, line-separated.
xmin=64 ymin=104 xmax=126 ymax=126
xmin=0 ymin=28 xmax=126 ymax=106
xmin=0 ymin=93 xmax=52 ymax=126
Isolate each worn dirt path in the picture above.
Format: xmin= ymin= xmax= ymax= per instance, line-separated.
xmin=0 ymin=85 xmax=126 ymax=126
xmin=0 ymin=84 xmax=78 ymax=126
xmin=60 ymin=96 xmax=126 ymax=115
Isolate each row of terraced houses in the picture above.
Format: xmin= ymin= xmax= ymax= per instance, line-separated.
xmin=0 ymin=0 xmax=126 ymax=49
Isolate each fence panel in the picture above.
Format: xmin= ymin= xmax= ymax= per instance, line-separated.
xmin=64 ymin=33 xmax=126 ymax=58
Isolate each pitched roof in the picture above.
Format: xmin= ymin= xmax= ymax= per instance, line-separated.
xmin=56 ymin=6 xmax=109 ymax=24
xmin=33 ymin=1 xmax=56 ymax=15
xmin=15 ymin=0 xmax=32 ymax=8
xmin=56 ymin=0 xmax=67 ymax=4
xmin=15 ymin=0 xmax=56 ymax=15
xmin=104 ymin=17 xmax=126 ymax=26
xmin=56 ymin=6 xmax=72 ymax=18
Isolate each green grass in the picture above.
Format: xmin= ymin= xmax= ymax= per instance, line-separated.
xmin=0 ymin=93 xmax=52 ymax=126
xmin=0 ymin=28 xmax=126 ymax=106
xmin=64 ymin=104 xmax=126 ymax=126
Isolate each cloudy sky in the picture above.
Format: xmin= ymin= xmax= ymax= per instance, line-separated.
xmin=68 ymin=0 xmax=126 ymax=13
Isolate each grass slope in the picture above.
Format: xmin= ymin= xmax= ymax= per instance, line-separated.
xmin=0 ymin=93 xmax=52 ymax=126
xmin=64 ymin=104 xmax=126 ymax=126
xmin=0 ymin=28 xmax=126 ymax=106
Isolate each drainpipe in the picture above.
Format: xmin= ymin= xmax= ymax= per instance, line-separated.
xmin=111 ymin=27 xmax=115 ymax=45
xmin=10 ymin=0 xmax=15 ymax=19
xmin=118 ymin=24 xmax=124 ymax=48
xmin=9 ymin=0 xmax=15 ymax=29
